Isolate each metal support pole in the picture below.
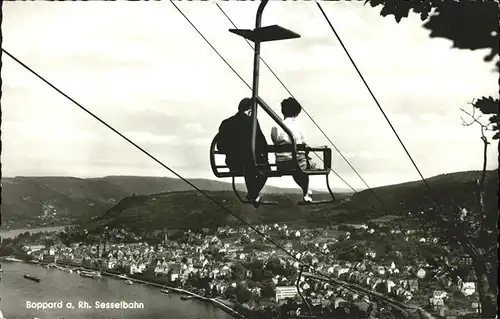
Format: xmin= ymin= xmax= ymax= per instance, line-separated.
xmin=296 ymin=265 xmax=312 ymax=316
xmin=256 ymin=97 xmax=299 ymax=171
xmin=250 ymin=0 xmax=269 ymax=170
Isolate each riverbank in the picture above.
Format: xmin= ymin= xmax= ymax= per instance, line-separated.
xmin=33 ymin=260 xmax=244 ymax=319
xmin=0 ymin=225 xmax=69 ymax=238
xmin=0 ymin=256 xmax=24 ymax=262
xmin=104 ymin=272 xmax=244 ymax=318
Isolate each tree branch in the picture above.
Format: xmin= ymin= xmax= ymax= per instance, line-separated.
xmin=460 ymin=107 xmax=493 ymax=143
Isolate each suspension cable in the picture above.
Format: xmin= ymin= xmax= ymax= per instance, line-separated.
xmin=1 ymin=48 xmax=303 ymax=265
xmin=169 ymin=1 xmax=371 ymax=202
xmin=312 ymin=1 xmax=484 ymax=282
xmin=315 ymin=2 xmax=482 ymax=259
xmin=5 ymin=47 xmax=413 ymax=319
xmin=316 ymin=2 xmax=431 ymax=188
xmin=166 ymin=3 xmax=476 ymax=311
xmin=4 ymin=47 xmax=406 ymax=310
xmin=3 ymin=5 xmax=422 ymax=310
xmin=166 ymin=3 xmax=419 ymax=312
xmin=215 ymin=2 xmax=386 ymax=207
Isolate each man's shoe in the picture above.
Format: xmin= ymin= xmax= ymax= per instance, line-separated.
xmin=246 ymin=195 xmax=262 ymax=208
xmin=253 ymin=196 xmax=262 ymax=208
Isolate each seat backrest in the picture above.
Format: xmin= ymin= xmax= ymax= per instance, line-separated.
xmin=211 ymin=133 xmax=227 ymax=155
xmin=266 ymin=143 xmax=308 ymax=153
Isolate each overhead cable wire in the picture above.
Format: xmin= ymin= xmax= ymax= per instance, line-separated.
xmin=214 ymin=1 xmax=463 ymax=275
xmin=3 ymin=48 xmax=407 ymax=311
xmin=315 ymin=2 xmax=482 ymax=259
xmin=316 ymin=2 xmax=430 ymax=189
xmin=167 ymin=3 xmax=416 ymax=312
xmin=215 ymin=2 xmax=386 ymax=207
xmin=312 ymin=1 xmax=481 ymax=281
xmin=1 ymin=48 xmax=301 ymax=266
xmin=3 ymin=4 xmax=414 ymax=310
xmin=212 ymin=7 xmax=440 ymax=277
xmin=168 ymin=0 xmax=364 ymax=201
xmin=171 ymin=2 xmax=410 ymax=309
xmin=168 ymin=1 xmax=454 ymax=304
xmin=168 ymin=2 xmax=471 ymax=310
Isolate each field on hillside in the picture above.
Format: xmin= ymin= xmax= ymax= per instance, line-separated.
xmin=1 ymin=170 xmax=497 ymax=231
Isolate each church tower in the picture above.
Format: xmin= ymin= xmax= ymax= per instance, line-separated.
xmin=163 ymin=228 xmax=168 ymax=246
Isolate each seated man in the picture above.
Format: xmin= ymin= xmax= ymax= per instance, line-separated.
xmin=217 ymin=97 xmax=270 ymax=207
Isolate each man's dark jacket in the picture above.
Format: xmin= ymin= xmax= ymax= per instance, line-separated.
xmin=217 ymin=112 xmax=269 ymax=170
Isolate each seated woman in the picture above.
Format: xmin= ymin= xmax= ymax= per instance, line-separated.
xmin=270 ymin=97 xmax=313 ymax=203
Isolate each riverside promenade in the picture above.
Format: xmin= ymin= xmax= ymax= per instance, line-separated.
xmin=102 ymin=272 xmax=244 ymax=319
xmin=33 ymin=260 xmax=244 ymax=319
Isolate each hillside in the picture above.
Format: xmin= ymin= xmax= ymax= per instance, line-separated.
xmin=96 ymin=176 xmax=340 ymax=195
xmin=329 ymin=169 xmax=499 ymax=223
xmin=90 ymin=190 xmax=348 ymax=233
xmin=0 ymin=175 xmax=345 ymax=228
xmin=2 ymin=170 xmax=496 ymax=231
xmin=92 ymin=169 xmax=498 ymax=233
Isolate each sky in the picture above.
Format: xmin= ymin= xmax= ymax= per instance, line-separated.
xmin=2 ymin=1 xmax=498 ymax=191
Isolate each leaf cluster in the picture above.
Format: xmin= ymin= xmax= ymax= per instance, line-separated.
xmin=365 ymin=0 xmax=499 ymax=70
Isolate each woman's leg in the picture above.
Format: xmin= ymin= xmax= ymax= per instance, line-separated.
xmin=277 ymin=157 xmax=311 ymax=198
xmin=295 ymin=155 xmax=311 ymax=197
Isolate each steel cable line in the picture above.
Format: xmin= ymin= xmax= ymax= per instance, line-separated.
xmin=3 ymin=11 xmax=412 ymax=313
xmin=316 ymin=2 xmax=429 ymax=189
xmin=170 ymin=2 xmax=358 ymax=195
xmin=2 ymin=47 xmax=364 ymax=298
xmin=166 ymin=3 xmax=419 ymax=313
xmin=168 ymin=3 xmax=471 ymax=313
xmin=2 ymin=48 xmax=406 ymax=312
xmin=212 ymin=1 xmax=471 ymax=281
xmin=168 ymin=1 xmax=367 ymax=205
xmin=215 ymin=2 xmax=387 ymax=208
xmin=1 ymin=48 xmax=302 ymax=266
xmin=306 ymin=1 xmax=482 ymax=285
xmin=315 ymin=2 xmax=482 ymax=259
xmin=210 ymin=6 xmax=441 ymax=287
xmin=211 ymin=2 xmax=441 ymax=293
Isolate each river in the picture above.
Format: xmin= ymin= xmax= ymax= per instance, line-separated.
xmin=0 ymin=226 xmax=68 ymax=239
xmin=0 ymin=261 xmax=235 ymax=319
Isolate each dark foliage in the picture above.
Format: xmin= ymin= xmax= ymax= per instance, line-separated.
xmin=365 ymin=0 xmax=499 ymax=70
xmin=472 ymin=97 xmax=500 ymax=140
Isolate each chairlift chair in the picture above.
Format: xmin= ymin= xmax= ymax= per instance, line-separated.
xmin=209 ymin=0 xmax=336 ymax=206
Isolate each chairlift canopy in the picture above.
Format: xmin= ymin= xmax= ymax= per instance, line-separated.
xmin=229 ymin=25 xmax=301 ymax=43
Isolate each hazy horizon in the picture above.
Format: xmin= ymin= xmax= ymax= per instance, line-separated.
xmin=2 ymin=167 xmax=496 ymax=192
xmin=2 ymin=1 xmax=498 ymax=191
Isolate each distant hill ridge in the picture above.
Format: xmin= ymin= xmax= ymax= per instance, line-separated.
xmin=93 ymin=175 xmax=348 ymax=194
xmin=1 ymin=170 xmax=497 ymax=231
xmin=0 ymin=175 xmax=346 ymax=228
xmin=3 ymin=175 xmax=347 ymax=195
xmin=93 ymin=169 xmax=498 ymax=232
